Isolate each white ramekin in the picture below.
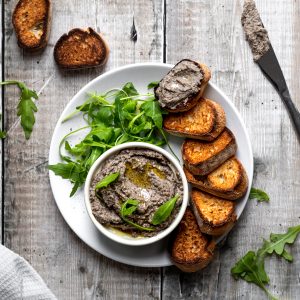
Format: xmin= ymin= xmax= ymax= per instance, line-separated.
xmin=84 ymin=142 xmax=189 ymax=246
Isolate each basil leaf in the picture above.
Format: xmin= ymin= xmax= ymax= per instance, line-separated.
xmin=151 ymin=194 xmax=179 ymax=225
xmin=147 ymin=81 xmax=159 ymax=89
xmin=250 ymin=188 xmax=269 ymax=202
xmin=95 ymin=172 xmax=120 ymax=190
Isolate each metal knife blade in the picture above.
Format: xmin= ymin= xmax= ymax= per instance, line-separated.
xmin=257 ymin=45 xmax=300 ymax=139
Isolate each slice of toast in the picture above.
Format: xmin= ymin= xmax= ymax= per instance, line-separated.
xmin=184 ymin=158 xmax=248 ymax=200
xmin=163 ymin=98 xmax=226 ymax=141
xmin=12 ymin=0 xmax=52 ymax=51
xmin=155 ymin=59 xmax=211 ymax=113
xmin=171 ymin=208 xmax=215 ymax=272
xmin=54 ymin=28 xmax=109 ymax=69
xmin=182 ymin=128 xmax=237 ymax=175
xmin=190 ymin=189 xmax=237 ymax=236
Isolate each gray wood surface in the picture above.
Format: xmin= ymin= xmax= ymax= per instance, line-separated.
xmin=1 ymin=0 xmax=300 ymax=299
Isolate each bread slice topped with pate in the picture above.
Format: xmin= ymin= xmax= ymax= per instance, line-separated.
xmin=155 ymin=59 xmax=211 ymax=112
xmin=54 ymin=28 xmax=109 ymax=69
xmin=190 ymin=189 xmax=237 ymax=236
xmin=171 ymin=208 xmax=215 ymax=272
xmin=163 ymin=98 xmax=226 ymax=141
xmin=184 ymin=157 xmax=248 ymax=200
xmin=12 ymin=0 xmax=52 ymax=51
xmin=182 ymin=128 xmax=237 ymax=176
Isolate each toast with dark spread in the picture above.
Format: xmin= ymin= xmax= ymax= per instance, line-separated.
xmin=12 ymin=0 xmax=52 ymax=51
xmin=54 ymin=28 xmax=109 ymax=69
xmin=171 ymin=208 xmax=215 ymax=272
xmin=190 ymin=189 xmax=237 ymax=236
xmin=163 ymin=98 xmax=226 ymax=141
xmin=155 ymin=59 xmax=211 ymax=113
xmin=182 ymin=128 xmax=237 ymax=176
xmin=184 ymin=157 xmax=248 ymax=200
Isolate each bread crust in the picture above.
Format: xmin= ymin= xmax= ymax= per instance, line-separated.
xmin=54 ymin=27 xmax=109 ymax=69
xmin=184 ymin=162 xmax=248 ymax=201
xmin=155 ymin=60 xmax=211 ymax=113
xmin=12 ymin=0 xmax=52 ymax=51
xmin=190 ymin=189 xmax=237 ymax=236
xmin=171 ymin=208 xmax=215 ymax=272
xmin=163 ymin=98 xmax=226 ymax=141
xmin=182 ymin=128 xmax=237 ymax=176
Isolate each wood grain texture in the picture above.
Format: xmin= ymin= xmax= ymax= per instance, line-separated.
xmin=163 ymin=0 xmax=300 ymax=299
xmin=2 ymin=0 xmax=300 ymax=299
xmin=3 ymin=0 xmax=163 ymax=299
xmin=0 ymin=0 xmax=2 ymax=243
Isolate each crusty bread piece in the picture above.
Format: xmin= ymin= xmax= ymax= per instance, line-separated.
xmin=182 ymin=128 xmax=237 ymax=176
xmin=12 ymin=0 xmax=52 ymax=51
xmin=184 ymin=158 xmax=248 ymax=200
xmin=155 ymin=60 xmax=211 ymax=113
xmin=171 ymin=208 xmax=215 ymax=272
xmin=163 ymin=98 xmax=226 ymax=141
xmin=54 ymin=27 xmax=109 ymax=69
xmin=190 ymin=189 xmax=237 ymax=236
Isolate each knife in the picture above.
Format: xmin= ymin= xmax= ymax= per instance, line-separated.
xmin=257 ymin=44 xmax=300 ymax=139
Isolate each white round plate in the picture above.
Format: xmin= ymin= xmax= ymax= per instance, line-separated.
xmin=49 ymin=63 xmax=253 ymax=267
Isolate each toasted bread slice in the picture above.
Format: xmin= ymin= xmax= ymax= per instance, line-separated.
xmin=182 ymin=128 xmax=237 ymax=175
xmin=171 ymin=208 xmax=215 ymax=272
xmin=155 ymin=59 xmax=211 ymax=113
xmin=184 ymin=158 xmax=248 ymax=200
xmin=163 ymin=98 xmax=226 ymax=141
xmin=12 ymin=0 xmax=51 ymax=51
xmin=190 ymin=189 xmax=237 ymax=236
xmin=54 ymin=28 xmax=109 ymax=69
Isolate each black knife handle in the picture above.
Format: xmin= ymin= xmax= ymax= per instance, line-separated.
xmin=280 ymin=88 xmax=300 ymax=139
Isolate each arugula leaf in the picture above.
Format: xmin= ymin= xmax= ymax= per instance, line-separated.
xmin=151 ymin=194 xmax=179 ymax=225
xmin=0 ymin=81 xmax=38 ymax=139
xmin=140 ymin=100 xmax=163 ymax=129
xmin=0 ymin=114 xmax=6 ymax=139
xmin=231 ymin=251 xmax=276 ymax=300
xmin=250 ymin=187 xmax=269 ymax=202
xmin=147 ymin=81 xmax=159 ymax=89
xmin=232 ymin=225 xmax=300 ymax=299
xmin=120 ymin=199 xmax=154 ymax=231
xmin=48 ymin=162 xmax=87 ymax=196
xmin=95 ymin=172 xmax=120 ymax=191
xmin=259 ymin=225 xmax=300 ymax=261
xmin=120 ymin=199 xmax=139 ymax=217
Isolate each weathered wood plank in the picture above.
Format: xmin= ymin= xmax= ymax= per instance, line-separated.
xmin=162 ymin=0 xmax=300 ymax=299
xmin=0 ymin=0 xmax=3 ymax=243
xmin=4 ymin=0 xmax=163 ymax=299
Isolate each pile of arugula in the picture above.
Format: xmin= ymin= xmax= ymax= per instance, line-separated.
xmin=48 ymin=82 xmax=171 ymax=196
xmin=231 ymin=225 xmax=300 ymax=300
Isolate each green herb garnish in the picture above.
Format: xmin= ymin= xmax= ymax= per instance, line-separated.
xmin=95 ymin=172 xmax=120 ymax=191
xmin=147 ymin=81 xmax=159 ymax=89
xmin=151 ymin=194 xmax=179 ymax=225
xmin=120 ymin=199 xmax=154 ymax=231
xmin=49 ymin=82 xmax=172 ymax=196
xmin=231 ymin=225 xmax=300 ymax=300
xmin=250 ymin=187 xmax=270 ymax=202
xmin=0 ymin=81 xmax=38 ymax=139
xmin=0 ymin=114 xmax=6 ymax=139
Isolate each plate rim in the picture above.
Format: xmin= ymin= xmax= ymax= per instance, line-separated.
xmin=48 ymin=62 xmax=253 ymax=267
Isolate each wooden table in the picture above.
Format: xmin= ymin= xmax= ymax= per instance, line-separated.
xmin=1 ymin=0 xmax=300 ymax=299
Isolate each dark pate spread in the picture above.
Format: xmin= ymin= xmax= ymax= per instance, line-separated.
xmin=155 ymin=59 xmax=203 ymax=110
xmin=89 ymin=148 xmax=183 ymax=237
